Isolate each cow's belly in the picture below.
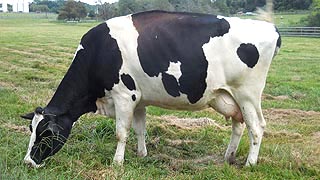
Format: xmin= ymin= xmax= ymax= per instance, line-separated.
xmin=95 ymin=85 xmax=242 ymax=123
xmin=142 ymin=96 xmax=211 ymax=111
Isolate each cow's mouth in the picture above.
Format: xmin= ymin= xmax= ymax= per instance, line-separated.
xmin=24 ymin=155 xmax=45 ymax=168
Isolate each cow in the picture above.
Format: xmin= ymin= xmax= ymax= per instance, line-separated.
xmin=21 ymin=10 xmax=281 ymax=168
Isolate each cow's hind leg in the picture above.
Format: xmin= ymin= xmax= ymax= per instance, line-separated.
xmin=132 ymin=107 xmax=147 ymax=157
xmin=225 ymin=119 xmax=245 ymax=164
xmin=234 ymin=94 xmax=266 ymax=166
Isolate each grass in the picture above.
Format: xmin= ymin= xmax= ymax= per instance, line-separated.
xmin=263 ymin=37 xmax=320 ymax=111
xmin=237 ymin=12 xmax=309 ymax=27
xmin=274 ymin=13 xmax=309 ymax=27
xmin=0 ymin=13 xmax=319 ymax=179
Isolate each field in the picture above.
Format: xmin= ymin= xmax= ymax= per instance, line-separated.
xmin=0 ymin=13 xmax=319 ymax=179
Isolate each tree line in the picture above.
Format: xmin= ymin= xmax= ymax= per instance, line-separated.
xmin=30 ymin=0 xmax=313 ymax=16
xmin=30 ymin=0 xmax=319 ymax=26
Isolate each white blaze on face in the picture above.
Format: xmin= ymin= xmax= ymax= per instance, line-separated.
xmin=24 ymin=113 xmax=44 ymax=167
xmin=166 ymin=61 xmax=182 ymax=81
xmin=73 ymin=44 xmax=84 ymax=61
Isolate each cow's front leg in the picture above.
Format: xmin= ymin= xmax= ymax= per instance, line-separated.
xmin=225 ymin=119 xmax=245 ymax=164
xmin=113 ymin=97 xmax=135 ymax=165
xmin=132 ymin=107 xmax=147 ymax=157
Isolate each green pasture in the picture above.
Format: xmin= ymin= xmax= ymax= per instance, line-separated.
xmin=0 ymin=13 xmax=319 ymax=179
xmin=274 ymin=13 xmax=309 ymax=27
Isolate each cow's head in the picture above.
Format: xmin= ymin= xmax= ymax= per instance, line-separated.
xmin=21 ymin=107 xmax=72 ymax=168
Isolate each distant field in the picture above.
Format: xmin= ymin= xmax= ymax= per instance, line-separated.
xmin=0 ymin=13 xmax=319 ymax=179
xmin=274 ymin=13 xmax=309 ymax=27
xmin=237 ymin=12 xmax=309 ymax=27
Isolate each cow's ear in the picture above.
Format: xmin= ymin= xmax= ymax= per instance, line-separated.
xmin=21 ymin=112 xmax=34 ymax=120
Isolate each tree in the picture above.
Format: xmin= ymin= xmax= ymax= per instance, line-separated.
xmin=31 ymin=0 xmax=65 ymax=13
xmin=118 ymin=0 xmax=139 ymax=15
xmin=98 ymin=2 xmax=119 ymax=20
xmin=30 ymin=4 xmax=49 ymax=13
xmin=274 ymin=0 xmax=312 ymax=11
xmin=57 ymin=0 xmax=87 ymax=21
xmin=306 ymin=0 xmax=320 ymax=26
xmin=150 ymin=0 xmax=174 ymax=11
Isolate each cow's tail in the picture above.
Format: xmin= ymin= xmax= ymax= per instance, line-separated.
xmin=257 ymin=0 xmax=281 ymax=56
xmin=256 ymin=0 xmax=274 ymax=23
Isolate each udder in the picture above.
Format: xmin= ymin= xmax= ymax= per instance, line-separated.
xmin=95 ymin=94 xmax=115 ymax=118
xmin=209 ymin=90 xmax=243 ymax=123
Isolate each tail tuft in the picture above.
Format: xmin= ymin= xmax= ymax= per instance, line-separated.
xmin=256 ymin=0 xmax=274 ymax=23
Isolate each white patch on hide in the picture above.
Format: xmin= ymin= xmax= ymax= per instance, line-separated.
xmin=166 ymin=61 xmax=182 ymax=81
xmin=24 ymin=114 xmax=44 ymax=166
xmin=73 ymin=44 xmax=84 ymax=61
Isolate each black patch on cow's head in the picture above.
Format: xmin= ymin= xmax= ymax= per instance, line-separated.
xmin=132 ymin=94 xmax=136 ymax=101
xmin=28 ymin=108 xmax=73 ymax=165
xmin=236 ymin=43 xmax=260 ymax=68
xmin=121 ymin=73 xmax=136 ymax=91
xmin=132 ymin=11 xmax=230 ymax=104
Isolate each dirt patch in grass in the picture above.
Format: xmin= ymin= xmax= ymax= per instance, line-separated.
xmin=72 ymin=160 xmax=124 ymax=180
xmin=81 ymin=167 xmax=118 ymax=180
xmin=263 ymin=108 xmax=320 ymax=124
xmin=154 ymin=154 xmax=224 ymax=170
xmin=312 ymin=131 xmax=320 ymax=139
xmin=0 ymin=81 xmax=17 ymax=89
xmin=158 ymin=115 xmax=228 ymax=130
xmin=164 ymin=139 xmax=197 ymax=146
xmin=263 ymin=94 xmax=290 ymax=100
xmin=1 ymin=47 xmax=50 ymax=61
xmin=2 ymin=123 xmax=30 ymax=135
xmin=264 ymin=129 xmax=302 ymax=138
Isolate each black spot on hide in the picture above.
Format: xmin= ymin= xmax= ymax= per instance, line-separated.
xmin=237 ymin=43 xmax=259 ymax=68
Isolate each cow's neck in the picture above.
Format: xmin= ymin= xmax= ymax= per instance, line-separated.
xmin=46 ymin=60 xmax=98 ymax=122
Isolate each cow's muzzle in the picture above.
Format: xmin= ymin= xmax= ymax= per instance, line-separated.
xmin=24 ymin=155 xmax=45 ymax=168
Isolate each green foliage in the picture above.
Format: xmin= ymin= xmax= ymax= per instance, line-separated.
xmin=98 ymin=0 xmax=225 ymax=20
xmin=57 ymin=0 xmax=87 ymax=21
xmin=226 ymin=0 xmax=266 ymax=14
xmin=30 ymin=0 xmax=65 ymax=13
xmin=30 ymin=4 xmax=49 ymax=13
xmin=98 ymin=2 xmax=118 ymax=20
xmin=88 ymin=10 xmax=96 ymax=18
xmin=96 ymin=0 xmax=313 ymax=20
xmin=304 ymin=0 xmax=320 ymax=26
xmin=274 ymin=0 xmax=312 ymax=11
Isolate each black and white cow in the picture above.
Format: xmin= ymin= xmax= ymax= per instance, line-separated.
xmin=22 ymin=10 xmax=281 ymax=168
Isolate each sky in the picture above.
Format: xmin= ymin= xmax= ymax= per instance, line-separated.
xmin=77 ymin=0 xmax=119 ymax=5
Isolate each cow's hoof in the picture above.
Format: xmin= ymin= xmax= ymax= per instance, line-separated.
xmin=112 ymin=158 xmax=124 ymax=166
xmin=245 ymin=159 xmax=257 ymax=166
xmin=226 ymin=155 xmax=236 ymax=165
xmin=137 ymin=151 xmax=147 ymax=157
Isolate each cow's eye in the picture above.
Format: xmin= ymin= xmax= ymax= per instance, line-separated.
xmin=29 ymin=124 xmax=33 ymax=132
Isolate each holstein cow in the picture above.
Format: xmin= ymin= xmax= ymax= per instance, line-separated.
xmin=22 ymin=10 xmax=281 ymax=168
